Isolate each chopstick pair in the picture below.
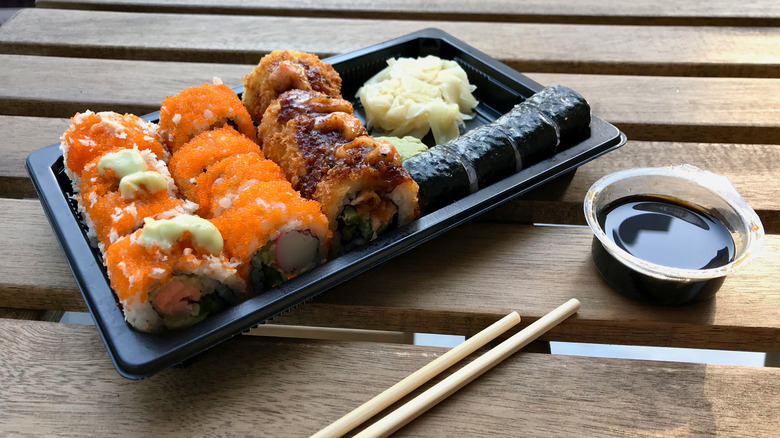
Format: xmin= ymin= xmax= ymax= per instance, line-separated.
xmin=312 ymin=298 xmax=581 ymax=438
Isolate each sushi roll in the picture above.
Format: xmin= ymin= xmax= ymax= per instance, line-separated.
xmin=403 ymin=84 xmax=591 ymax=214
xmin=259 ymin=90 xmax=419 ymax=253
xmin=493 ymin=104 xmax=559 ymax=167
xmin=78 ymin=147 xmax=195 ymax=253
xmin=189 ymin=152 xmax=287 ymax=218
xmin=443 ymin=124 xmax=518 ymax=189
xmin=60 ymin=111 xmax=166 ymax=186
xmin=158 ymin=81 xmax=256 ymax=153
xmin=242 ymin=50 xmax=342 ymax=123
xmin=209 ymin=179 xmax=331 ymax=291
xmin=522 ymin=84 xmax=591 ymax=147
xmin=402 ymin=146 xmax=475 ymax=215
xmin=168 ymin=125 xmax=263 ymax=201
xmin=104 ymin=214 xmax=247 ymax=332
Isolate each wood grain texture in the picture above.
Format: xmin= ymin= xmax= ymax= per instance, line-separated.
xmin=0 ymin=308 xmax=63 ymax=321
xmin=1 ymin=55 xmax=779 ymax=144
xmin=3 ymin=198 xmax=779 ymax=351
xmin=2 ymin=9 xmax=780 ymax=77
xmin=33 ymin=0 xmax=780 ymax=26
xmin=0 ymin=115 xmax=69 ymax=198
xmin=0 ymin=320 xmax=778 ymax=437
xmin=0 ymin=199 xmax=86 ymax=312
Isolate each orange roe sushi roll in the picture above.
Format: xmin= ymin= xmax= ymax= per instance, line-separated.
xmin=242 ymin=50 xmax=343 ymax=123
xmin=104 ymin=215 xmax=247 ymax=332
xmin=77 ymin=148 xmax=196 ymax=253
xmin=210 ymin=179 xmax=331 ymax=292
xmin=158 ymin=80 xmax=256 ymax=153
xmin=190 ymin=153 xmax=286 ymax=218
xmin=168 ymin=125 xmax=263 ymax=201
xmin=60 ymin=111 xmax=166 ymax=186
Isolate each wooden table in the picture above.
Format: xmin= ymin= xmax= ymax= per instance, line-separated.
xmin=1 ymin=1 xmax=779 ymax=436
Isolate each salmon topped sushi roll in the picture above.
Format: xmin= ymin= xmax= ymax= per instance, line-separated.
xmin=78 ymin=147 xmax=195 ymax=252
xmin=210 ymin=179 xmax=330 ymax=291
xmin=158 ymin=80 xmax=256 ymax=153
xmin=104 ymin=215 xmax=247 ymax=332
xmin=242 ymin=50 xmax=342 ymax=123
xmin=168 ymin=125 xmax=263 ymax=201
xmin=60 ymin=111 xmax=166 ymax=186
xmin=259 ymin=90 xmax=419 ymax=254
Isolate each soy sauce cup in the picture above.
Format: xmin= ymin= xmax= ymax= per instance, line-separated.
xmin=584 ymin=165 xmax=764 ymax=305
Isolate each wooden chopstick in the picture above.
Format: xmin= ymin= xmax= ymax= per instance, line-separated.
xmin=310 ymin=311 xmax=522 ymax=438
xmin=354 ymin=299 xmax=581 ymax=438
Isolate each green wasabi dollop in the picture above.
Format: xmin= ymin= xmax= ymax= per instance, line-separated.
xmin=138 ymin=215 xmax=223 ymax=254
xmin=119 ymin=171 xmax=168 ymax=198
xmin=375 ymin=136 xmax=428 ymax=161
xmin=97 ymin=148 xmax=148 ymax=179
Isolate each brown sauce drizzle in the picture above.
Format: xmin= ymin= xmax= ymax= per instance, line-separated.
xmin=273 ymin=90 xmax=412 ymax=199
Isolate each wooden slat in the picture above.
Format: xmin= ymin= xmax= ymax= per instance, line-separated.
xmin=0 ymin=199 xmax=85 ymax=312
xmin=3 ymin=198 xmax=779 ymax=351
xmin=34 ymin=0 xmax=780 ymax=26
xmin=0 ymin=55 xmax=249 ymax=118
xmin=2 ymin=9 xmax=780 ymax=77
xmin=1 ymin=55 xmax=779 ymax=145
xmin=5 ymin=113 xmax=780 ymax=231
xmin=0 ymin=320 xmax=778 ymax=436
xmin=0 ymin=115 xmax=69 ymax=198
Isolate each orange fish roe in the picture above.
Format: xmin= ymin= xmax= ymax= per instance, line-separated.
xmin=104 ymin=229 xmax=240 ymax=306
xmin=60 ymin=111 xmax=165 ymax=180
xmin=159 ymin=82 xmax=256 ymax=153
xmin=210 ymin=179 xmax=331 ymax=264
xmin=105 ymin=229 xmax=180 ymax=304
xmin=78 ymin=157 xmax=189 ymax=251
xmin=191 ymin=153 xmax=287 ymax=218
xmin=169 ymin=125 xmax=263 ymax=199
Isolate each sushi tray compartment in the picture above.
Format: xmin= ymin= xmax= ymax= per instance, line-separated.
xmin=26 ymin=28 xmax=626 ymax=379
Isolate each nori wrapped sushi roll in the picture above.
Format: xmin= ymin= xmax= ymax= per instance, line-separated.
xmin=402 ymin=84 xmax=591 ymax=214
xmin=494 ymin=104 xmax=559 ymax=167
xmin=523 ymin=84 xmax=591 ymax=148
xmin=403 ymin=146 xmax=475 ymax=214
xmin=442 ymin=124 xmax=518 ymax=189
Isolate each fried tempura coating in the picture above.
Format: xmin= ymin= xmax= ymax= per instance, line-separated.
xmin=242 ymin=50 xmax=342 ymax=123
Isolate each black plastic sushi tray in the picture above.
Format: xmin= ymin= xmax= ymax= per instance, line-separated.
xmin=26 ymin=28 xmax=626 ymax=379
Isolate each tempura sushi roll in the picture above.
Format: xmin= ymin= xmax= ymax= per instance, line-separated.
xmin=242 ymin=50 xmax=342 ymax=123
xmin=210 ymin=179 xmax=331 ymax=291
xmin=168 ymin=125 xmax=263 ymax=200
xmin=523 ymin=84 xmax=591 ymax=147
xmin=60 ymin=111 xmax=166 ymax=186
xmin=259 ymin=90 xmax=419 ymax=253
xmin=104 ymin=215 xmax=247 ymax=332
xmin=78 ymin=147 xmax=195 ymax=252
xmin=158 ymin=81 xmax=256 ymax=153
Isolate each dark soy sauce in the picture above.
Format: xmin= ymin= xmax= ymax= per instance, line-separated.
xmin=592 ymin=196 xmax=736 ymax=305
xmin=600 ymin=197 xmax=735 ymax=270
